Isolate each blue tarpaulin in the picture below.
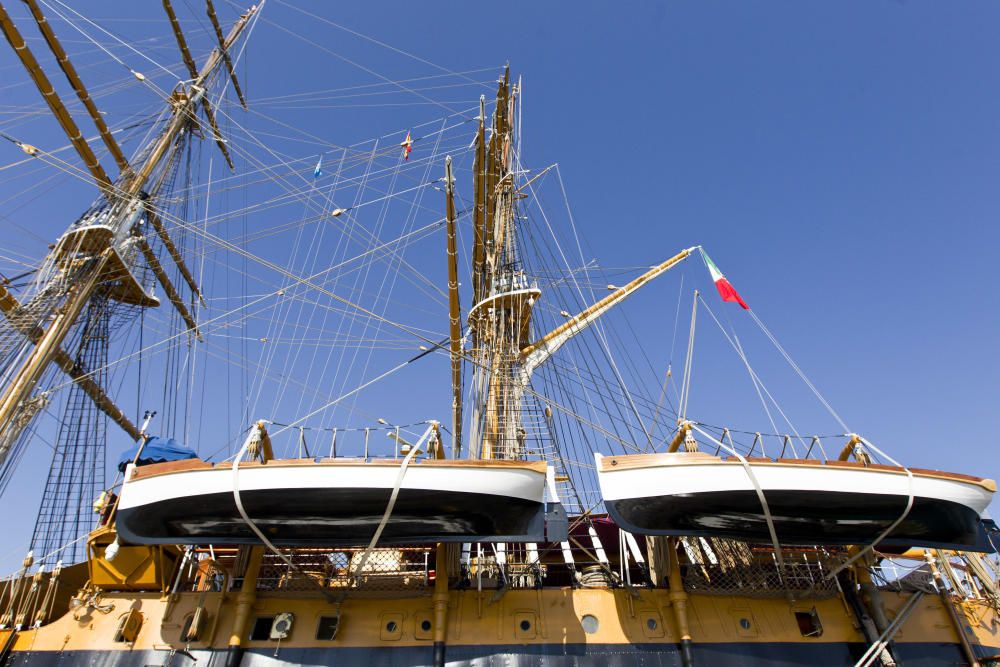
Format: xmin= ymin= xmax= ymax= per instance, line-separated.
xmin=117 ymin=436 xmax=198 ymax=472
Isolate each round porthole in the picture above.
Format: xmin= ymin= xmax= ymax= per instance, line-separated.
xmin=385 ymin=621 xmax=398 ymax=633
xmin=421 ymin=620 xmax=432 ymax=632
xmin=581 ymin=614 xmax=599 ymax=634
xmin=519 ymin=619 xmax=532 ymax=632
xmin=646 ymin=618 xmax=658 ymax=631
xmin=739 ymin=618 xmax=751 ymax=630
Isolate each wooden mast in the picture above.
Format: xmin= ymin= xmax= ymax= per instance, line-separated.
xmin=0 ymin=3 xmax=260 ymax=463
xmin=471 ymin=96 xmax=486 ymax=312
xmin=0 ymin=250 xmax=115 ymax=461
xmin=0 ymin=283 xmax=140 ymax=440
xmin=469 ymin=69 xmax=527 ymax=461
xmin=444 ymin=156 xmax=463 ymax=457
xmin=126 ymin=5 xmax=256 ymax=194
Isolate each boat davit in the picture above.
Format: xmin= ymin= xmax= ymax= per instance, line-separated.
xmin=596 ymin=452 xmax=995 ymax=550
xmin=117 ymin=457 xmax=553 ymax=546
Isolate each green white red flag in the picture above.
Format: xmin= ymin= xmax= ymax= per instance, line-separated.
xmin=701 ymin=249 xmax=749 ymax=310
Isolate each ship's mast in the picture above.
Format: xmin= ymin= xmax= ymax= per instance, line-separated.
xmin=443 ymin=156 xmax=463 ymax=458
xmin=465 ymin=69 xmax=696 ymax=461
xmin=467 ymin=69 xmax=538 ymax=460
xmin=0 ymin=3 xmax=260 ymax=471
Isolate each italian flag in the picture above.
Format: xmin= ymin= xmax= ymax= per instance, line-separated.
xmin=701 ymin=249 xmax=749 ymax=310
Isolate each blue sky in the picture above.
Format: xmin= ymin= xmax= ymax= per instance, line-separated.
xmin=0 ymin=1 xmax=998 ymax=571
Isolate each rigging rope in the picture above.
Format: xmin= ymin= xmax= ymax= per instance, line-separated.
xmin=749 ymin=309 xmax=851 ymax=434
xmin=698 ymin=294 xmax=807 ymax=451
xmin=822 ymin=435 xmax=915 ymax=582
xmin=350 ymin=422 xmax=435 ymax=579
xmin=230 ymin=423 xmax=338 ymax=603
xmin=689 ymin=422 xmax=787 ymax=583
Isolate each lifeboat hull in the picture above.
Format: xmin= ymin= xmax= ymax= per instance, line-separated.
xmin=596 ymin=453 xmax=996 ymax=550
xmin=117 ymin=458 xmax=550 ymax=546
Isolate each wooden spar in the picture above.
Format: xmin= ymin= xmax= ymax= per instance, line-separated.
xmin=162 ymin=0 xmax=235 ymax=170
xmin=147 ymin=208 xmax=203 ymax=302
xmin=21 ymin=0 xmax=129 ymax=174
xmin=127 ymin=3 xmax=258 ymax=195
xmin=136 ymin=239 xmax=203 ymax=340
xmin=139 ymin=145 xmax=204 ymax=303
xmin=196 ymin=87 xmax=235 ymax=170
xmin=205 ymin=0 xmax=248 ymax=109
xmin=0 ymin=5 xmax=258 ymax=464
xmin=471 ymin=96 xmax=486 ymax=308
xmin=444 ymin=156 xmax=463 ymax=458
xmin=162 ymin=0 xmax=199 ymax=79
xmin=520 ymin=247 xmax=697 ymax=369
xmin=0 ymin=283 xmax=140 ymax=440
xmin=0 ymin=1 xmax=112 ymax=194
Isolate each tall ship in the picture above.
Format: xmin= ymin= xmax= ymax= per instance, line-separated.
xmin=0 ymin=3 xmax=996 ymax=665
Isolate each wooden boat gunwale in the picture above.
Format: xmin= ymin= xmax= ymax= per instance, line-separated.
xmin=597 ymin=452 xmax=996 ymax=492
xmin=128 ymin=456 xmax=549 ymax=481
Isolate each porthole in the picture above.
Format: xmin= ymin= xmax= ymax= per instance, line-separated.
xmin=421 ymin=619 xmax=432 ymax=632
xmin=641 ymin=612 xmax=665 ymax=639
xmin=581 ymin=614 xmax=599 ymax=634
xmin=379 ymin=613 xmax=403 ymax=641
xmin=514 ymin=612 xmax=537 ymax=639
xmin=739 ymin=618 xmax=751 ymax=630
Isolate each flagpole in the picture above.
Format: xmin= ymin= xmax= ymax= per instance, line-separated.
xmin=678 ymin=289 xmax=699 ymax=420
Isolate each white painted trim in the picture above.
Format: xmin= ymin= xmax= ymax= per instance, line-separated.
xmin=596 ymin=456 xmax=992 ymax=515
xmin=119 ymin=461 xmax=546 ymax=511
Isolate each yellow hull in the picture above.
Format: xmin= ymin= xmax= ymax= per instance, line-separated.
xmin=4 ymin=586 xmax=998 ymax=665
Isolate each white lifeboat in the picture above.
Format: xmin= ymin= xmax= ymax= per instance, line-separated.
xmin=117 ymin=457 xmax=551 ymax=546
xmin=596 ymin=452 xmax=995 ymax=550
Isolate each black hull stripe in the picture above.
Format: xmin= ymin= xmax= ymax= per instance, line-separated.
xmin=117 ymin=487 xmax=546 ymax=546
xmin=605 ymin=489 xmax=982 ymax=549
xmin=5 ymin=641 xmax=993 ymax=666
